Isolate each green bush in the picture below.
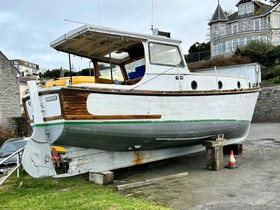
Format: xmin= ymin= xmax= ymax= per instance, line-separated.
xmin=240 ymin=41 xmax=274 ymax=66
xmin=272 ymin=76 xmax=280 ymax=84
xmin=262 ymin=65 xmax=280 ymax=80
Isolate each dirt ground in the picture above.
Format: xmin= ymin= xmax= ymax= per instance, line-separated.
xmin=115 ymin=123 xmax=280 ymax=210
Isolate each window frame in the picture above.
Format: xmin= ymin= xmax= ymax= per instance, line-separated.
xmin=148 ymin=42 xmax=185 ymax=68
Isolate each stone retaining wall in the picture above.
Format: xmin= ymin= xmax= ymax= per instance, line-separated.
xmin=252 ymin=85 xmax=280 ymax=122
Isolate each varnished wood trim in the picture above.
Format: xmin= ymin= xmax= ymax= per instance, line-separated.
xmin=64 ymin=114 xmax=162 ymax=120
xmin=44 ymin=116 xmax=64 ymax=121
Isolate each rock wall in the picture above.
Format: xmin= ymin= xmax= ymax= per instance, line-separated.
xmin=0 ymin=51 xmax=21 ymax=130
xmin=253 ymin=85 xmax=280 ymax=122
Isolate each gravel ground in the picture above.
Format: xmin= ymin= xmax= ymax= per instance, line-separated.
xmin=115 ymin=123 xmax=280 ymax=210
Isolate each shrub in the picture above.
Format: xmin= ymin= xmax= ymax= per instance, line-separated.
xmin=240 ymin=41 xmax=274 ymax=66
xmin=272 ymin=76 xmax=280 ymax=84
xmin=262 ymin=65 xmax=280 ymax=80
xmin=0 ymin=124 xmax=14 ymax=145
xmin=188 ymin=55 xmax=251 ymax=70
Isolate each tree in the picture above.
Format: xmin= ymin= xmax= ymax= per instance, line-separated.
xmin=40 ymin=69 xmax=62 ymax=79
xmin=186 ymin=42 xmax=211 ymax=63
xmin=188 ymin=42 xmax=210 ymax=54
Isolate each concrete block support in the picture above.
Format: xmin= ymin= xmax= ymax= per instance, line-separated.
xmin=89 ymin=171 xmax=114 ymax=185
xmin=203 ymin=136 xmax=225 ymax=171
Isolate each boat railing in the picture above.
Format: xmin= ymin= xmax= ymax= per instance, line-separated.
xmin=0 ymin=146 xmax=25 ymax=186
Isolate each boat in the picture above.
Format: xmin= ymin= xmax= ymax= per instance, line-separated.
xmin=22 ymin=24 xmax=261 ymax=178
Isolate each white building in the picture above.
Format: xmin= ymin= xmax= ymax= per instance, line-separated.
xmin=10 ymin=59 xmax=40 ymax=78
xmin=209 ymin=0 xmax=280 ymax=57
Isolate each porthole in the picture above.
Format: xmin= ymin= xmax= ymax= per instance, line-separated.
xmin=237 ymin=81 xmax=241 ymax=89
xmin=191 ymin=80 xmax=198 ymax=90
xmin=218 ymin=81 xmax=223 ymax=90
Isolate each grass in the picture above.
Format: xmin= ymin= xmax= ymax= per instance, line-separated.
xmin=0 ymin=170 xmax=170 ymax=210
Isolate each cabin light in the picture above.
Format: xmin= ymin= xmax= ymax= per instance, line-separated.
xmin=45 ymin=95 xmax=58 ymax=102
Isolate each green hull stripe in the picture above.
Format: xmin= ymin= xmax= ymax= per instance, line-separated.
xmin=32 ymin=119 xmax=250 ymax=128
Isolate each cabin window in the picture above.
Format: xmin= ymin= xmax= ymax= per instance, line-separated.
xmin=149 ymin=43 xmax=184 ymax=67
xmin=125 ymin=58 xmax=145 ymax=75
xmin=97 ymin=62 xmax=123 ymax=82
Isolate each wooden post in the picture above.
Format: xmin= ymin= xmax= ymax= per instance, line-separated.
xmin=203 ymin=135 xmax=225 ymax=171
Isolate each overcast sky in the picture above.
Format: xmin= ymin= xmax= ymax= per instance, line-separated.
xmin=0 ymin=0 xmax=265 ymax=71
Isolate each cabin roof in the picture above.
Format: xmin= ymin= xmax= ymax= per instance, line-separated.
xmin=50 ymin=24 xmax=181 ymax=63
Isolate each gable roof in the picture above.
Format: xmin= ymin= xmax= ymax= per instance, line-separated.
xmin=0 ymin=51 xmax=20 ymax=75
xmin=228 ymin=1 xmax=272 ymax=22
xmin=236 ymin=0 xmax=254 ymax=6
xmin=209 ymin=2 xmax=228 ymax=25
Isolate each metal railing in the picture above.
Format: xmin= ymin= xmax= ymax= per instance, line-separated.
xmin=0 ymin=146 xmax=25 ymax=186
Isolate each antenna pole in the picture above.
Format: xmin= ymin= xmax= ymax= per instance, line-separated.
xmin=98 ymin=0 xmax=100 ymax=25
xmin=151 ymin=0 xmax=154 ymax=31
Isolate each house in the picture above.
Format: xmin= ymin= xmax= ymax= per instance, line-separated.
xmin=10 ymin=59 xmax=40 ymax=78
xmin=209 ymin=0 xmax=280 ymax=57
xmin=0 ymin=51 xmax=21 ymax=130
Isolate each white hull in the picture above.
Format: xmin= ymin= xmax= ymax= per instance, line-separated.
xmin=21 ymin=24 xmax=261 ymax=178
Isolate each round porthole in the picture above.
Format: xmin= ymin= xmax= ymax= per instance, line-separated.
xmin=237 ymin=81 xmax=241 ymax=89
xmin=191 ymin=80 xmax=198 ymax=90
xmin=218 ymin=81 xmax=223 ymax=90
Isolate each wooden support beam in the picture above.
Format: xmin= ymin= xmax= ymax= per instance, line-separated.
xmin=203 ymin=135 xmax=225 ymax=171
xmin=116 ymin=172 xmax=189 ymax=191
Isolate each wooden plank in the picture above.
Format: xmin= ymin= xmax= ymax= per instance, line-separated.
xmin=43 ymin=116 xmax=63 ymax=121
xmin=63 ymin=108 xmax=89 ymax=114
xmin=62 ymin=103 xmax=87 ymax=109
xmin=116 ymin=172 xmax=189 ymax=191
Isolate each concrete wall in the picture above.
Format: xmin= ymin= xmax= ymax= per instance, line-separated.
xmin=0 ymin=51 xmax=21 ymax=130
xmin=253 ymin=85 xmax=280 ymax=122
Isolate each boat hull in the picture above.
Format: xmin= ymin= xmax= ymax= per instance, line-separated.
xmin=27 ymin=88 xmax=260 ymax=151
xmin=51 ymin=120 xmax=250 ymax=151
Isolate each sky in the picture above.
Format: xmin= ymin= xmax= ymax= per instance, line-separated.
xmin=0 ymin=0 xmax=265 ymax=72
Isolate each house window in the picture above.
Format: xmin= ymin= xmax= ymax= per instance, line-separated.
xmin=222 ymin=42 xmax=226 ymax=53
xmin=274 ymin=15 xmax=280 ymax=28
xmin=226 ymin=40 xmax=232 ymax=52
xmin=239 ymin=38 xmax=245 ymax=46
xmin=239 ymin=4 xmax=245 ymax=15
xmin=213 ymin=25 xmax=219 ymax=37
xmin=220 ymin=25 xmax=226 ymax=36
xmin=246 ymin=36 xmax=252 ymax=44
xmin=254 ymin=20 xmax=260 ymax=31
xmin=233 ymin=39 xmax=238 ymax=50
xmin=231 ymin=24 xmax=238 ymax=34
xmin=246 ymin=3 xmax=253 ymax=14
xmin=253 ymin=36 xmax=260 ymax=41
xmin=260 ymin=36 xmax=267 ymax=42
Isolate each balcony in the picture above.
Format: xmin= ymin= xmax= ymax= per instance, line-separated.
xmin=211 ymin=24 xmax=272 ymax=41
